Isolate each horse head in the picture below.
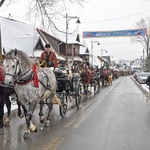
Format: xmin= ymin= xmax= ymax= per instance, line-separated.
xmin=3 ymin=49 xmax=33 ymax=86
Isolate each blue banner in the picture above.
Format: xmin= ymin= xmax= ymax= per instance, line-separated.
xmin=83 ymin=28 xmax=147 ymax=38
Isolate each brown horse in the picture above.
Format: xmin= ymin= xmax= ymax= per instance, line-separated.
xmin=80 ymin=64 xmax=95 ymax=94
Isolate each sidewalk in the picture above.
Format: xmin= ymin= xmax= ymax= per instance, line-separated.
xmin=132 ymin=76 xmax=149 ymax=94
xmin=141 ymin=84 xmax=149 ymax=93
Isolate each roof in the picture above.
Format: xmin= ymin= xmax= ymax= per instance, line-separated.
xmin=37 ymin=28 xmax=83 ymax=46
xmin=97 ymin=56 xmax=107 ymax=63
xmin=80 ymin=46 xmax=90 ymax=55
xmin=68 ymin=56 xmax=83 ymax=62
xmin=33 ymin=50 xmax=44 ymax=57
xmin=0 ymin=17 xmax=44 ymax=56
xmin=55 ymin=54 xmax=66 ymax=61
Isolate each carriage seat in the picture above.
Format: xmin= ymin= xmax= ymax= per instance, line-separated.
xmin=53 ymin=69 xmax=68 ymax=81
xmin=54 ymin=69 xmax=70 ymax=93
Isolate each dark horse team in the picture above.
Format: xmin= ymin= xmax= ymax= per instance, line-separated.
xmin=0 ymin=64 xmax=13 ymax=134
xmin=0 ymin=63 xmax=23 ymax=135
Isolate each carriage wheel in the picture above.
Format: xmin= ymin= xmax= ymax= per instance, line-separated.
xmin=59 ymin=91 xmax=68 ymax=118
xmin=98 ymin=79 xmax=101 ymax=91
xmin=75 ymin=85 xmax=81 ymax=108
xmin=59 ymin=103 xmax=67 ymax=118
xmin=76 ymin=94 xmax=81 ymax=108
xmin=102 ymin=79 xmax=105 ymax=86
xmin=94 ymin=80 xmax=97 ymax=94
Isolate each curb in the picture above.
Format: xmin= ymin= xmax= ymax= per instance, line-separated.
xmin=131 ymin=77 xmax=149 ymax=94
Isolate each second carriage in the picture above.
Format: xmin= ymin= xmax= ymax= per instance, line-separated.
xmin=37 ymin=60 xmax=82 ymax=117
xmin=55 ymin=69 xmax=82 ymax=117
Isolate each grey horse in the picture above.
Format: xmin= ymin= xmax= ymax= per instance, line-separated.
xmin=2 ymin=49 xmax=61 ymax=138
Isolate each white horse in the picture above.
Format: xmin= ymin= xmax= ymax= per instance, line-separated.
xmin=2 ymin=49 xmax=61 ymax=139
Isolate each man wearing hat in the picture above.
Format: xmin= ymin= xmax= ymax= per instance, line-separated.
xmin=39 ymin=43 xmax=58 ymax=67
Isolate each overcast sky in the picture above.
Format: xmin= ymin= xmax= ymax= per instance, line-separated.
xmin=1 ymin=0 xmax=150 ymax=62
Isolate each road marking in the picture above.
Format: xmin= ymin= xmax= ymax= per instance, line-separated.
xmin=64 ymin=117 xmax=77 ymax=128
xmin=42 ymin=136 xmax=64 ymax=150
xmin=73 ymin=82 xmax=119 ymax=128
xmin=73 ymin=97 xmax=103 ymax=128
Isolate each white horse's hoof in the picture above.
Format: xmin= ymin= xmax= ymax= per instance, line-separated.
xmin=19 ymin=114 xmax=24 ymax=118
xmin=40 ymin=116 xmax=45 ymax=124
xmin=23 ymin=131 xmax=30 ymax=139
xmin=34 ymin=128 xmax=38 ymax=132
xmin=44 ymin=120 xmax=50 ymax=127
xmin=29 ymin=123 xmax=37 ymax=132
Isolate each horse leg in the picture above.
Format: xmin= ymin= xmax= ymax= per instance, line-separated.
xmin=90 ymin=79 xmax=94 ymax=93
xmin=24 ymin=100 xmax=38 ymax=139
xmin=0 ymin=96 xmax=4 ymax=135
xmin=87 ymin=79 xmax=91 ymax=93
xmin=90 ymin=80 xmax=92 ymax=92
xmin=102 ymin=78 xmax=104 ymax=86
xmin=83 ymin=84 xmax=87 ymax=94
xmin=14 ymin=94 xmax=24 ymax=118
xmin=17 ymin=100 xmax=25 ymax=118
xmin=39 ymin=101 xmax=45 ymax=124
xmin=45 ymin=97 xmax=53 ymax=127
xmin=4 ymin=95 xmax=11 ymax=126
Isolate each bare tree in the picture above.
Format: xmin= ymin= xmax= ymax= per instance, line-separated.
xmin=132 ymin=17 xmax=150 ymax=58
xmin=0 ymin=0 xmax=85 ymax=32
xmin=0 ymin=0 xmax=5 ymax=7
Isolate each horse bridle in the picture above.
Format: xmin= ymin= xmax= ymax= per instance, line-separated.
xmin=4 ymin=57 xmax=20 ymax=81
xmin=4 ymin=57 xmax=32 ymax=84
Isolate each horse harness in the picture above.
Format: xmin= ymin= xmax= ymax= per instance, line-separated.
xmin=4 ymin=56 xmax=51 ymax=91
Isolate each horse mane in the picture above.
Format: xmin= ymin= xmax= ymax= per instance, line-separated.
xmin=5 ymin=49 xmax=34 ymax=72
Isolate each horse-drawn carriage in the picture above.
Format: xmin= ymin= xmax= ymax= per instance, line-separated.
xmin=80 ymin=63 xmax=100 ymax=94
xmin=37 ymin=60 xmax=82 ymax=117
xmin=99 ymin=67 xmax=113 ymax=86
xmin=2 ymin=49 xmax=82 ymax=138
xmin=55 ymin=69 xmax=81 ymax=112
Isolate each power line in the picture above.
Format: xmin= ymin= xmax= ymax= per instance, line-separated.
xmin=82 ymin=9 xmax=150 ymax=24
xmin=100 ymin=41 xmax=131 ymax=44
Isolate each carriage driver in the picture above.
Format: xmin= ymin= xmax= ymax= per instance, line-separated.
xmin=39 ymin=43 xmax=58 ymax=68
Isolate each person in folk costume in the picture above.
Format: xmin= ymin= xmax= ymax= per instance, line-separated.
xmin=103 ymin=67 xmax=108 ymax=76
xmin=39 ymin=43 xmax=58 ymax=68
xmin=102 ymin=66 xmax=108 ymax=82
xmin=83 ymin=62 xmax=91 ymax=79
xmin=90 ymin=67 xmax=95 ymax=84
xmin=72 ymin=62 xmax=79 ymax=73
xmin=39 ymin=43 xmax=61 ymax=107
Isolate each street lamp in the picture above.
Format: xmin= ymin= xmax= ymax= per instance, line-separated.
xmin=91 ymin=40 xmax=100 ymax=67
xmin=101 ymin=49 xmax=107 ymax=56
xmin=64 ymin=13 xmax=81 ymax=61
xmin=101 ymin=49 xmax=107 ymax=66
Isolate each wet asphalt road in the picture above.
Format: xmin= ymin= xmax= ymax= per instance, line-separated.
xmin=1 ymin=76 xmax=150 ymax=150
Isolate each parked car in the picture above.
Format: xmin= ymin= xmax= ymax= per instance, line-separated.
xmin=133 ymin=71 xmax=141 ymax=81
xmin=136 ymin=72 xmax=150 ymax=84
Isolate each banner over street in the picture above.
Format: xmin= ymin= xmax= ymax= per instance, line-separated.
xmin=83 ymin=28 xmax=148 ymax=38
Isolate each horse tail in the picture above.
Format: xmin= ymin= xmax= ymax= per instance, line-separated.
xmin=108 ymin=74 xmax=113 ymax=84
